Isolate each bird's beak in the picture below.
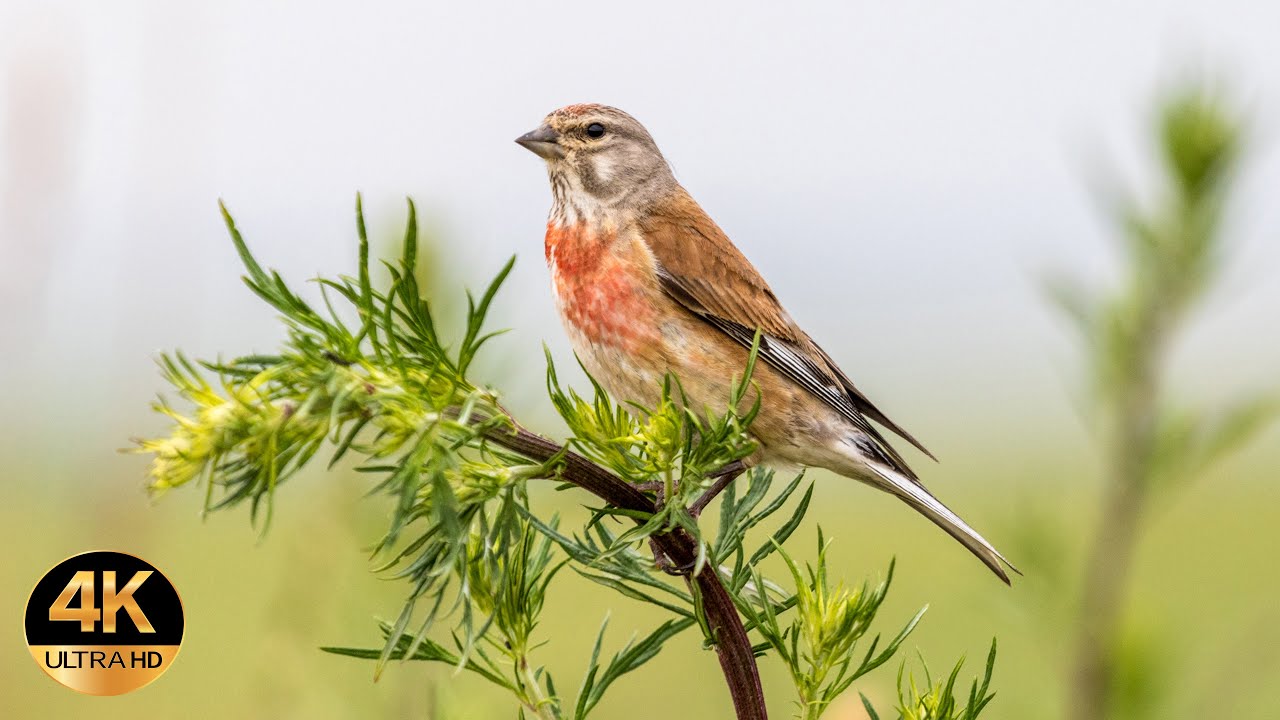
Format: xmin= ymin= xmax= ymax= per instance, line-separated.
xmin=515 ymin=125 xmax=564 ymax=160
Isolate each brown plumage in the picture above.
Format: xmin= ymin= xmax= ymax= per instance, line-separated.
xmin=639 ymin=188 xmax=936 ymax=478
xmin=518 ymin=104 xmax=1016 ymax=583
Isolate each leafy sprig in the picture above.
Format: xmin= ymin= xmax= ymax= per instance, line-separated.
xmin=739 ymin=530 xmax=928 ymax=720
xmin=861 ymin=642 xmax=998 ymax=720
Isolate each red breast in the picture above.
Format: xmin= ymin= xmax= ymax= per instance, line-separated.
xmin=545 ymin=221 xmax=662 ymax=353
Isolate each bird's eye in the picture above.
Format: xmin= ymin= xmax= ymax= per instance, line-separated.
xmin=586 ymin=123 xmax=606 ymax=139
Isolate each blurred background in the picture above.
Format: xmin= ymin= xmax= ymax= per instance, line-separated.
xmin=1 ymin=1 xmax=1277 ymax=718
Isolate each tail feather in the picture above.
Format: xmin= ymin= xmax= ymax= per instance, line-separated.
xmin=865 ymin=464 xmax=1019 ymax=584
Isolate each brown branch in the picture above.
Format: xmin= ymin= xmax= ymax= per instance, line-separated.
xmin=690 ymin=460 xmax=747 ymax=518
xmin=487 ymin=425 xmax=767 ymax=720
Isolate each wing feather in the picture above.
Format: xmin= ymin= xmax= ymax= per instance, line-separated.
xmin=640 ymin=189 xmax=933 ymax=480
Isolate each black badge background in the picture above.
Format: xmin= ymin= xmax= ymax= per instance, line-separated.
xmin=26 ymin=551 xmax=183 ymax=646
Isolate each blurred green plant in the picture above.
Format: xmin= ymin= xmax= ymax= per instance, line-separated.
xmin=135 ymin=197 xmax=999 ymax=719
xmin=1049 ymin=82 xmax=1278 ymax=720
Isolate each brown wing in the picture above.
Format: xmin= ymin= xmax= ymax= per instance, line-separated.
xmin=639 ymin=188 xmax=935 ymax=479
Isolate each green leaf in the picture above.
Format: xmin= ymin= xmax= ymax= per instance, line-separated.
xmin=1194 ymin=394 xmax=1279 ymax=470
xmin=573 ymin=618 xmax=694 ymax=719
xmin=860 ymin=693 xmax=882 ymax=720
xmin=323 ymin=625 xmax=514 ymax=691
xmin=746 ymin=480 xmax=814 ymax=569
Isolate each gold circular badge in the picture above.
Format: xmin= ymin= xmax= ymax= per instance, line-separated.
xmin=24 ymin=551 xmax=183 ymax=696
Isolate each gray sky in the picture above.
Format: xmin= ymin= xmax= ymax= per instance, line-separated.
xmin=2 ymin=1 xmax=1278 ymax=466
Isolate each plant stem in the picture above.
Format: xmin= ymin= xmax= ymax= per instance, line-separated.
xmin=489 ymin=425 xmax=769 ymax=720
xmin=517 ymin=653 xmax=557 ymax=720
xmin=1071 ymin=477 xmax=1149 ymax=720
xmin=1069 ymin=309 xmax=1167 ymax=720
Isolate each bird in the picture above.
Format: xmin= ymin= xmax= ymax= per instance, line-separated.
xmin=516 ymin=103 xmax=1016 ymax=583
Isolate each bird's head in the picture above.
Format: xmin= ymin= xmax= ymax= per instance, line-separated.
xmin=516 ymin=104 xmax=675 ymax=215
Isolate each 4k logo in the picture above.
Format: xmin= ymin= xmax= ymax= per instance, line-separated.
xmin=25 ymin=551 xmax=183 ymax=695
xmin=50 ymin=570 xmax=156 ymax=633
